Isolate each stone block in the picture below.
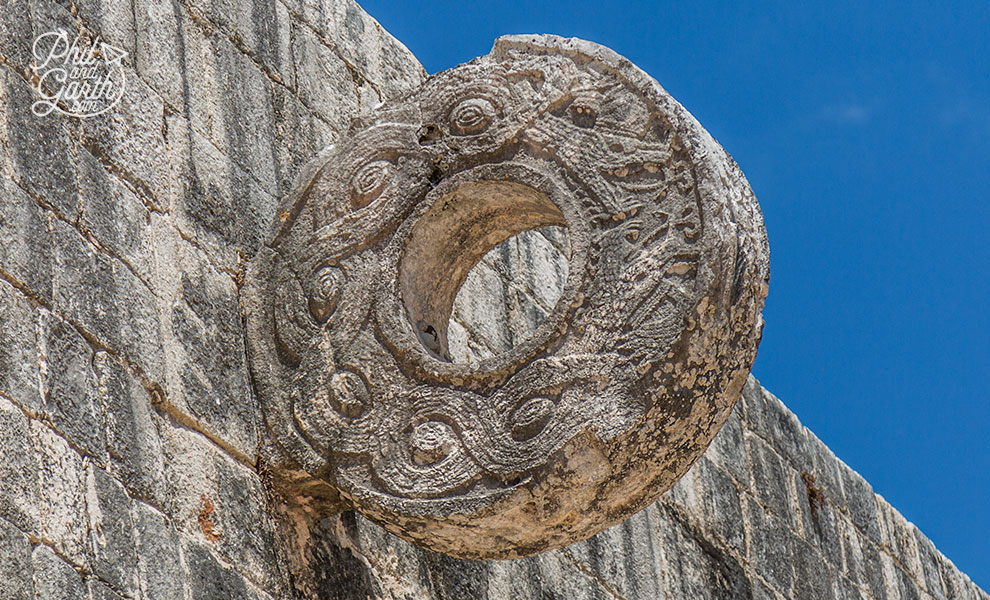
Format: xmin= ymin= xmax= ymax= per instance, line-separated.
xmin=861 ymin=541 xmax=890 ymax=600
xmin=211 ymin=456 xmax=284 ymax=594
xmin=512 ymin=227 xmax=571 ymax=311
xmin=162 ymin=259 xmax=257 ymax=456
xmin=0 ymin=0 xmax=35 ymax=72
xmin=76 ymin=147 xmax=157 ymax=285
xmin=562 ymin=503 xmax=665 ymax=600
xmin=0 ymin=65 xmax=80 ymax=223
xmin=937 ymin=553 xmax=978 ymax=600
xmin=793 ymin=537 xmax=837 ymax=600
xmin=414 ymin=550 xmax=494 ymax=600
xmin=658 ymin=504 xmax=752 ymax=600
xmin=745 ymin=382 xmax=812 ymax=473
xmin=877 ymin=498 xmax=924 ymax=586
xmin=86 ymin=466 xmax=138 ymax=596
xmin=0 ymin=396 xmax=40 ymax=534
xmin=752 ymin=579 xmax=780 ymax=600
xmin=0 ymin=177 xmax=55 ymax=304
xmin=165 ymin=110 xmax=277 ymax=261
xmin=290 ymin=18 xmax=361 ymax=132
xmin=133 ymin=0 xmax=184 ymax=109
xmin=86 ymin=577 xmax=127 ymax=600
xmin=32 ymin=545 xmax=86 ymax=600
xmin=157 ymin=421 xmax=282 ymax=594
xmin=793 ymin=470 xmax=843 ymax=566
xmin=808 ymin=431 xmax=848 ymax=514
xmin=449 ymin=259 xmax=513 ymax=359
xmin=280 ymin=0 xmax=425 ymax=99
xmin=501 ymin=550 xmax=616 ymax=600
xmin=78 ymin=67 xmax=173 ymax=213
xmin=448 ymin=226 xmax=570 ymax=362
xmin=703 ymin=398 xmax=750 ymax=487
xmin=0 ymin=71 xmax=9 ymax=179
xmin=268 ymin=81 xmax=339 ymax=199
xmin=0 ymin=515 xmax=34 ymax=600
xmin=839 ymin=462 xmax=884 ymax=545
xmin=95 ymin=351 xmax=167 ymax=504
xmin=739 ymin=374 xmax=766 ymax=430
xmin=770 ymin=392 xmax=814 ymax=472
xmin=38 ymin=310 xmax=106 ymax=463
xmin=32 ymin=420 xmax=90 ymax=566
xmin=913 ymin=528 xmax=948 ymax=600
xmin=745 ymin=494 xmax=793 ymax=596
xmin=186 ymin=0 xmax=296 ymax=90
xmin=63 ymin=0 xmax=137 ymax=60
xmin=168 ymin=10 xmax=280 ymax=199
xmin=133 ymin=502 xmax=187 ymax=600
xmin=183 ymin=540 xmax=252 ymax=600
xmin=896 ymin=565 xmax=924 ymax=600
xmin=51 ymin=217 xmax=166 ymax=383
xmin=839 ymin=515 xmax=868 ymax=587
xmin=747 ymin=432 xmax=792 ymax=521
xmin=676 ymin=455 xmax=746 ymax=555
xmin=0 ymin=279 xmax=43 ymax=413
xmin=836 ymin=578 xmax=869 ymax=600
xmin=303 ymin=513 xmax=394 ymax=599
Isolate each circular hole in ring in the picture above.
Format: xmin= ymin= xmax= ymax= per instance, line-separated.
xmin=448 ymin=226 xmax=568 ymax=362
xmin=398 ymin=180 xmax=570 ymax=364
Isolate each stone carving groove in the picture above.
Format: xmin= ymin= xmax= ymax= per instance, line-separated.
xmin=242 ymin=34 xmax=770 ymax=558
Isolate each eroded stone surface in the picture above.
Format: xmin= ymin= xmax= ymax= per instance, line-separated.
xmin=4 ymin=0 xmax=984 ymax=594
xmin=244 ymin=34 xmax=770 ymax=558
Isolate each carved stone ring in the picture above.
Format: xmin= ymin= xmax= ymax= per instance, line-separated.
xmin=243 ymin=35 xmax=769 ymax=558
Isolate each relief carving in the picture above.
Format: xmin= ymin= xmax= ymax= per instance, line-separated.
xmin=243 ymin=35 xmax=770 ymax=558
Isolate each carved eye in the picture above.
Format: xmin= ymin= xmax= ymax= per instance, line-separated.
xmin=328 ymin=371 xmax=369 ymax=418
xmin=308 ymin=265 xmax=343 ymax=324
xmin=351 ymin=159 xmax=391 ymax=207
xmin=411 ymin=420 xmax=455 ymax=465
xmin=509 ymin=396 xmax=555 ymax=441
xmin=448 ymin=97 xmax=496 ymax=135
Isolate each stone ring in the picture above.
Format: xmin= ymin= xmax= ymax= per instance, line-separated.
xmin=243 ymin=34 xmax=769 ymax=558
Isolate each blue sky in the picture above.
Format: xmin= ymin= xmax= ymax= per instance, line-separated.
xmin=361 ymin=0 xmax=990 ymax=587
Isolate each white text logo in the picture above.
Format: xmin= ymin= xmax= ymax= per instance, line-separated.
xmin=31 ymin=29 xmax=127 ymax=118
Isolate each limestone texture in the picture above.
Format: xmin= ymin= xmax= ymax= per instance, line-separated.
xmin=244 ymin=33 xmax=770 ymax=559
xmin=0 ymin=0 xmax=986 ymax=598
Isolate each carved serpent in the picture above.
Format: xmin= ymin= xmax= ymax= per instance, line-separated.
xmin=243 ymin=35 xmax=769 ymax=558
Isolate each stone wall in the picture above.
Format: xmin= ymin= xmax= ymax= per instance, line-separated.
xmin=0 ymin=0 xmax=985 ymax=598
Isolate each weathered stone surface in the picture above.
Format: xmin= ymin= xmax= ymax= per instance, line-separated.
xmin=38 ymin=311 xmax=105 ymax=463
xmin=746 ymin=494 xmax=794 ymax=595
xmin=245 ymin=33 xmax=770 ymax=559
xmin=448 ymin=225 xmax=570 ymax=362
xmin=0 ymin=0 xmax=987 ymax=597
xmin=31 ymin=545 xmax=86 ymax=600
xmin=133 ymin=502 xmax=187 ymax=600
xmin=95 ymin=351 xmax=167 ymax=503
xmin=184 ymin=539 xmax=254 ymax=600
xmin=0 ymin=177 xmax=54 ymax=305
xmin=293 ymin=372 xmax=986 ymax=600
xmin=0 ymin=396 xmax=40 ymax=536
xmin=32 ymin=420 xmax=90 ymax=566
xmin=658 ymin=503 xmax=752 ymax=599
xmin=0 ymin=515 xmax=33 ymax=599
xmin=87 ymin=466 xmax=139 ymax=596
xmin=0 ymin=279 xmax=43 ymax=414
xmin=51 ymin=216 xmax=166 ymax=383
